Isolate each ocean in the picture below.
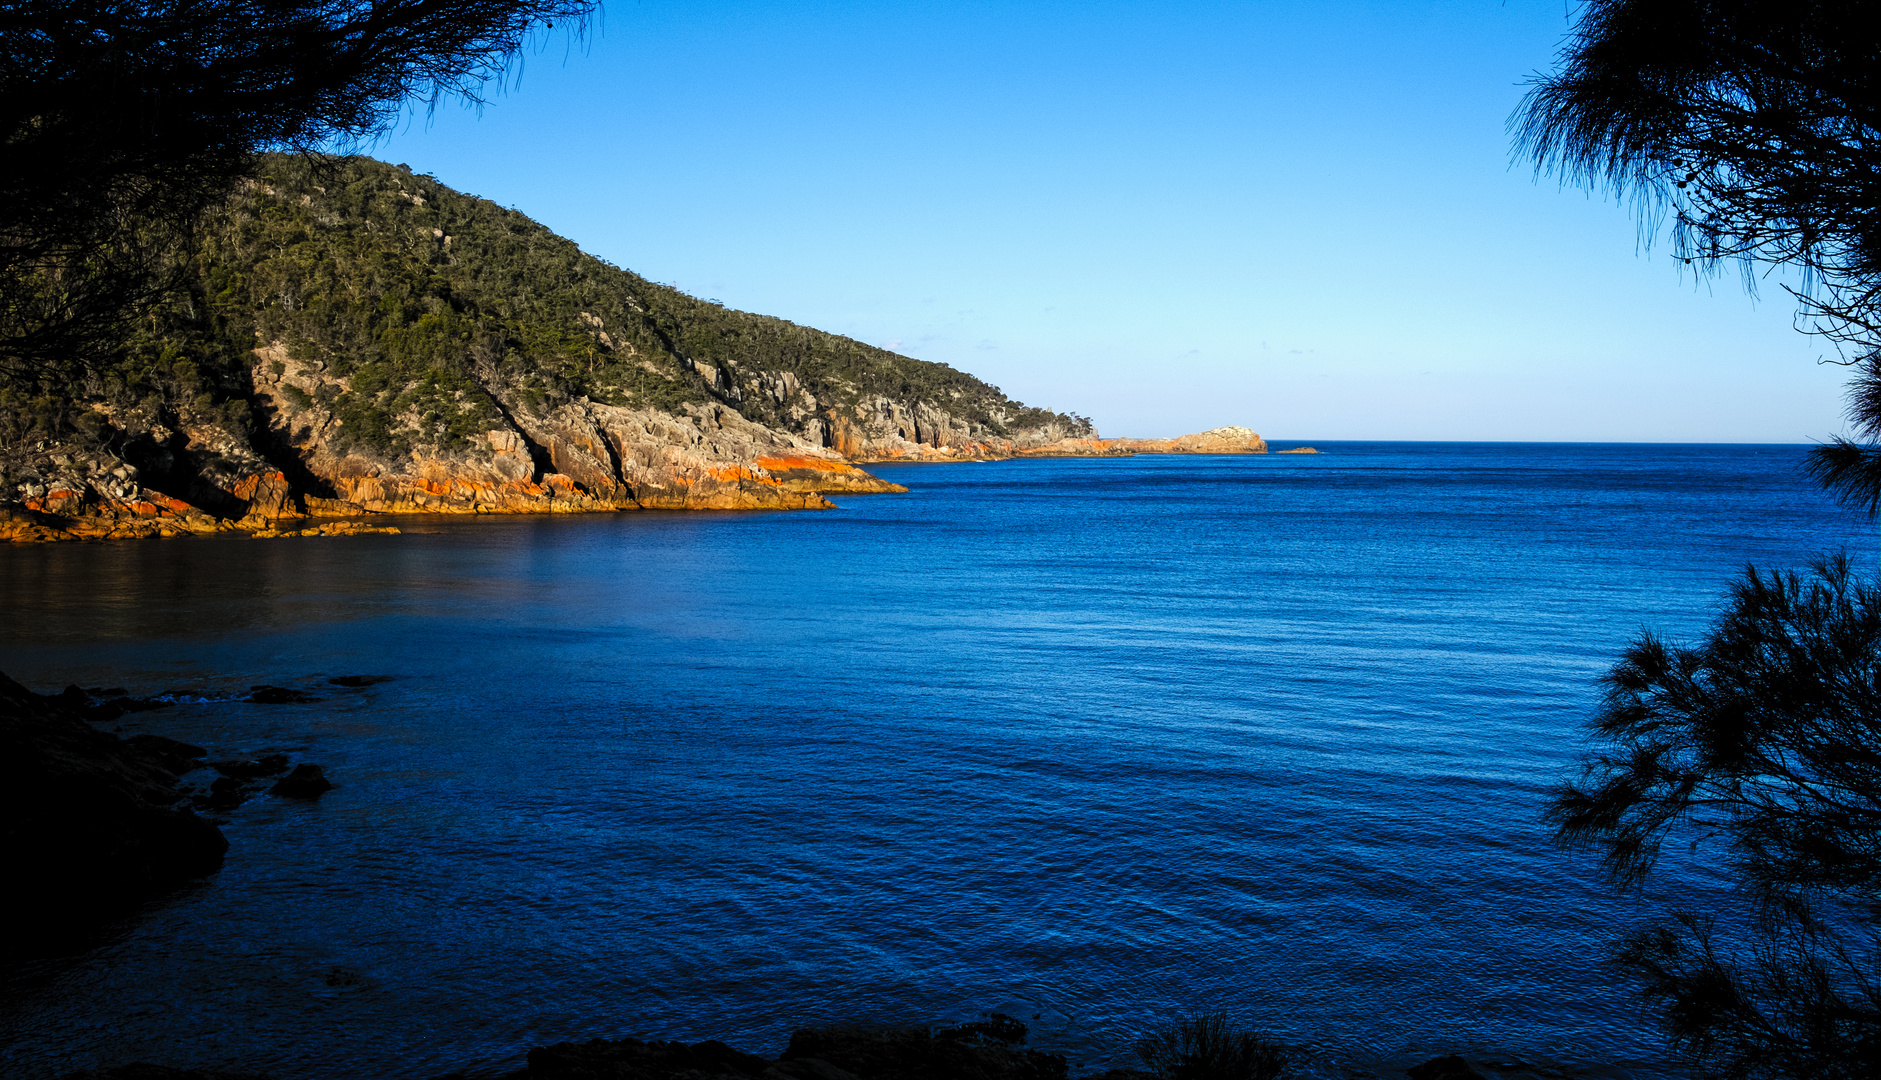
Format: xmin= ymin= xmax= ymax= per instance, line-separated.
xmin=1 ymin=442 xmax=1869 ymax=1079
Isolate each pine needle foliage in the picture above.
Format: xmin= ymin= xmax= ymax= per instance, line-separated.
xmin=1553 ymin=554 xmax=1881 ymax=1079
xmin=1513 ymin=1 xmax=1881 ymax=352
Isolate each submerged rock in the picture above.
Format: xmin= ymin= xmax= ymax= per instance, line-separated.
xmin=270 ymin=763 xmax=333 ymax=798
xmin=246 ymin=685 xmax=317 ymax=704
xmin=210 ymin=754 xmax=291 ymax=780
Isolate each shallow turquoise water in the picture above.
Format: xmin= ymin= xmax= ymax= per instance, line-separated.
xmin=0 ymin=443 xmax=1869 ymax=1079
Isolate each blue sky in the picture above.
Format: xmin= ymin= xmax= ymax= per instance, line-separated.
xmin=373 ymin=0 xmax=1849 ymax=441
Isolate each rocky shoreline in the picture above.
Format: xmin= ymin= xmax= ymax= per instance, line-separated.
xmin=1 ymin=426 xmax=1272 ymax=545
xmin=0 ymin=673 xmax=227 ymax=942
xmin=52 ymin=1022 xmax=1542 ymax=1080
xmin=0 ymin=673 xmax=344 ymax=950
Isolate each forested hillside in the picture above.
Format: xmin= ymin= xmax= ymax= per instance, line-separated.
xmin=191 ymin=154 xmax=1079 ymax=455
xmin=1 ymin=154 xmax=1095 ymax=537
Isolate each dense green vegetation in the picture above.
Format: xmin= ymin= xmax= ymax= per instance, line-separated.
xmin=2 ymin=153 xmax=1080 ymax=468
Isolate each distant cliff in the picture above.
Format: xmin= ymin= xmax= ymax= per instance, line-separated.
xmin=0 ymin=155 xmax=1099 ymax=539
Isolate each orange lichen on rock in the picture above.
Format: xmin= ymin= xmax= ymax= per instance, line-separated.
xmin=755 ymin=454 xmax=909 ymax=494
xmin=250 ymin=521 xmax=403 ymax=539
xmin=5 ymin=486 xmax=235 ymax=543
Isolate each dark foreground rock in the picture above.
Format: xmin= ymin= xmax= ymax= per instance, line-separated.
xmin=529 ymin=1020 xmax=1069 ymax=1080
xmin=61 ymin=1067 xmax=273 ymax=1080
xmin=0 ymin=671 xmax=227 ymax=947
xmin=55 ymin=1031 xmax=1603 ymax=1080
xmin=1408 ymin=1057 xmax=1488 ymax=1080
xmin=269 ymin=763 xmax=333 ymax=798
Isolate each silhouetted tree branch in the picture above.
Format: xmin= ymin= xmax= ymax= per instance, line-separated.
xmin=1514 ymin=1 xmax=1881 ymax=359
xmin=1553 ymin=555 xmax=1881 ymax=1077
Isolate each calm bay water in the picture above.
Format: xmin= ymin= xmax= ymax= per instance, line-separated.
xmin=0 ymin=442 xmax=1870 ymax=1079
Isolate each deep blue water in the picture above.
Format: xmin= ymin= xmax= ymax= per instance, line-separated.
xmin=0 ymin=442 xmax=1871 ymax=1080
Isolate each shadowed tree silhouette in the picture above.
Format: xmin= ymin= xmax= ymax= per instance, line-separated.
xmin=1134 ymin=1013 xmax=1291 ymax=1080
xmin=1513 ymin=1 xmax=1881 ymax=511
xmin=1551 ymin=555 xmax=1881 ymax=1078
xmin=0 ymin=0 xmax=595 ymax=379
xmin=1521 ymin=17 xmax=1881 ymax=1071
xmin=1514 ymin=1 xmax=1881 ymax=350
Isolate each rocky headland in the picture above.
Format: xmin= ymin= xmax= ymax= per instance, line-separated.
xmin=0 ymin=156 xmax=1284 ymax=545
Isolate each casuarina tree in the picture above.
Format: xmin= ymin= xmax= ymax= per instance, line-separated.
xmin=1513 ymin=0 xmax=1881 ymax=511
xmin=1518 ymin=4 xmax=1881 ymax=1076
xmin=1552 ymin=558 xmax=1881 ymax=1078
xmin=0 ymin=0 xmax=595 ymax=378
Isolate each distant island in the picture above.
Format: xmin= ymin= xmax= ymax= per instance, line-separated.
xmin=0 ymin=156 xmax=1276 ymax=544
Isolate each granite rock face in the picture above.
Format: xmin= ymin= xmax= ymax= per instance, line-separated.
xmin=247 ymin=343 xmax=907 ymax=517
xmin=0 ymin=393 xmax=899 ymax=542
xmin=0 ymin=672 xmax=227 ymax=941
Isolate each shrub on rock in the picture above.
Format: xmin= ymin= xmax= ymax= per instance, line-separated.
xmin=1133 ymin=1014 xmax=1290 ymax=1080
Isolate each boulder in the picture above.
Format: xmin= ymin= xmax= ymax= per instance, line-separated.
xmin=270 ymin=764 xmax=332 ymax=798
xmin=84 ymin=693 xmax=176 ymax=723
xmin=246 ymin=685 xmax=317 ymax=704
xmin=203 ymin=776 xmax=253 ymax=810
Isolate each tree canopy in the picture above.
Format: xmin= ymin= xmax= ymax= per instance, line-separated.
xmin=1514 ymin=2 xmax=1881 ymax=511
xmin=0 ymin=0 xmax=595 ymax=376
xmin=1522 ymin=6 xmax=1881 ymax=1075
xmin=1 ymin=154 xmax=1080 ymax=489
xmin=1551 ymin=558 xmax=1881 ymax=1078
xmin=1514 ymin=1 xmax=1881 ymax=352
